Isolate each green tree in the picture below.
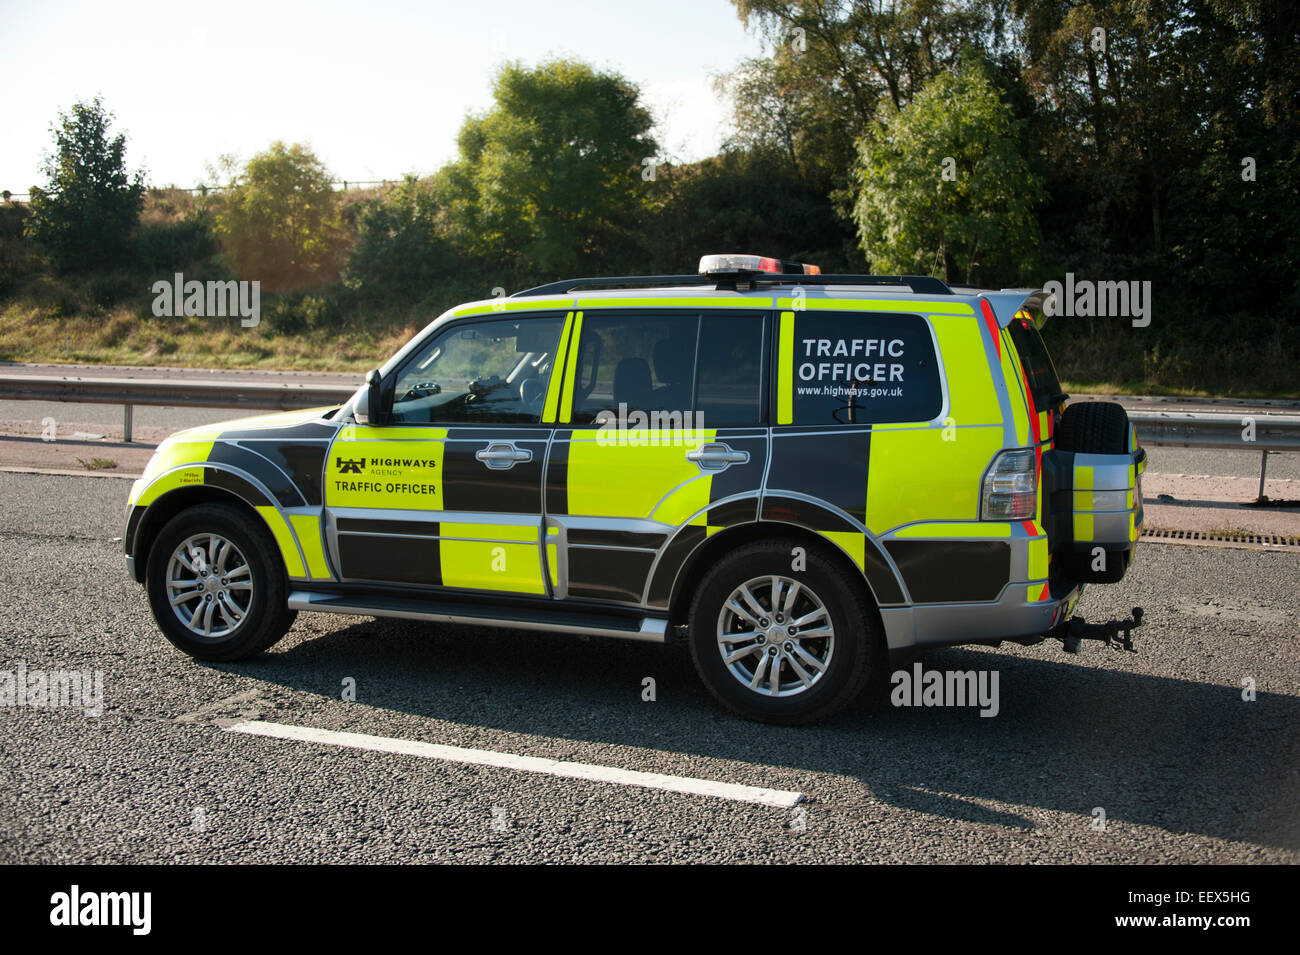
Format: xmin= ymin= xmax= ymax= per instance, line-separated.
xmin=25 ymin=98 xmax=145 ymax=272
xmin=344 ymin=176 xmax=458 ymax=306
xmin=639 ymin=146 xmax=863 ymax=274
xmin=434 ymin=59 xmax=657 ymax=279
xmin=853 ymin=58 xmax=1042 ymax=285
xmin=722 ymin=1 xmax=1007 ymax=206
xmin=214 ymin=142 xmax=343 ymax=290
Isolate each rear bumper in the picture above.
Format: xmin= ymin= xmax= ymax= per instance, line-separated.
xmin=880 ymin=582 xmax=1084 ymax=651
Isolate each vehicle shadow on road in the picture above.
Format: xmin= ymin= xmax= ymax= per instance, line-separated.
xmin=216 ymin=614 xmax=1300 ymax=852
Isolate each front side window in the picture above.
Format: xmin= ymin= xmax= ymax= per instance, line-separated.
xmin=389 ymin=315 xmax=564 ymax=425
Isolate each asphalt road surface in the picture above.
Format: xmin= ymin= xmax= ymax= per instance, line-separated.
xmin=0 ymin=471 xmax=1296 ymax=863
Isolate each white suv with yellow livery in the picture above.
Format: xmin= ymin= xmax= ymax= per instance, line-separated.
xmin=124 ymin=255 xmax=1146 ymax=723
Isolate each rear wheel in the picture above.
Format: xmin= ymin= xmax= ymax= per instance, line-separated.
xmin=687 ymin=540 xmax=882 ymax=724
xmin=145 ymin=502 xmax=296 ymax=661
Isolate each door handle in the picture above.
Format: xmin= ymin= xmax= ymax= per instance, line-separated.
xmin=686 ymin=443 xmax=749 ymax=470
xmin=476 ymin=443 xmax=533 ymax=470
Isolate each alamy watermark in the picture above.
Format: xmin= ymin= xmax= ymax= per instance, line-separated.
xmin=1 ymin=663 xmax=103 ymax=716
xmin=891 ymin=662 xmax=1000 ymax=717
xmin=595 ymin=403 xmax=705 ymax=446
xmin=1042 ymin=272 xmax=1151 ymax=328
xmin=151 ymin=272 xmax=260 ymax=327
xmin=49 ymin=886 xmax=150 ymax=935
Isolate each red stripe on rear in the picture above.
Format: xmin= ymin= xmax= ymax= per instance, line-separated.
xmin=980 ymin=299 xmax=1001 ymax=361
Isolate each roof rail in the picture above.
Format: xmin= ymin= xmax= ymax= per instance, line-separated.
xmin=512 ymin=273 xmax=953 ymax=298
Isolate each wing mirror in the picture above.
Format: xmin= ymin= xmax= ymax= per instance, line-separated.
xmin=355 ymin=369 xmax=384 ymax=425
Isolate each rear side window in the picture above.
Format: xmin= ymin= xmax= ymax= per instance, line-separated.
xmin=570 ymin=311 xmax=766 ymax=427
xmin=1007 ymin=317 xmax=1062 ymax=413
xmin=696 ymin=313 xmax=765 ymax=425
xmin=786 ymin=311 xmax=942 ymax=425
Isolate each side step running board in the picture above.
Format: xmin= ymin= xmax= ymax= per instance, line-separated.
xmin=287 ymin=590 xmax=669 ymax=643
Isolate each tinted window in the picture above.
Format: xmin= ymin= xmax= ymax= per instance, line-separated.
xmin=696 ymin=313 xmax=766 ymax=425
xmin=390 ymin=315 xmax=564 ymax=424
xmin=570 ymin=312 xmax=765 ymax=427
xmin=788 ymin=311 xmax=941 ymax=425
xmin=1007 ymin=316 xmax=1062 ymax=413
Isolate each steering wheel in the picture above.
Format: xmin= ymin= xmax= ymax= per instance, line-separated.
xmin=520 ymin=377 xmax=546 ymax=411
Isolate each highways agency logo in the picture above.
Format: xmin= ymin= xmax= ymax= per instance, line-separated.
xmin=335 ymin=455 xmax=437 ymax=478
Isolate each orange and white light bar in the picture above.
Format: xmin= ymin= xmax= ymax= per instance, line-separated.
xmin=698 ymin=254 xmax=822 ymax=276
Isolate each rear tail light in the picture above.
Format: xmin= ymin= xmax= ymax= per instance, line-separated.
xmin=981 ymin=449 xmax=1038 ymax=520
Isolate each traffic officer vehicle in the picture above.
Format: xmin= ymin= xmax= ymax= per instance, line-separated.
xmin=124 ymin=254 xmax=1147 ymax=723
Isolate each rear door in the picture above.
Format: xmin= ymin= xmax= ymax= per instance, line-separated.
xmin=545 ymin=308 xmax=770 ymax=607
xmin=324 ymin=312 xmax=568 ymax=596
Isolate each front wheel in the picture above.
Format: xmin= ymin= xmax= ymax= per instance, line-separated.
xmin=687 ymin=540 xmax=882 ymax=724
xmin=145 ymin=502 xmax=297 ymax=661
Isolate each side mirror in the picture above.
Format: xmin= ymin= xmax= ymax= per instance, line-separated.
xmin=355 ymin=369 xmax=383 ymax=425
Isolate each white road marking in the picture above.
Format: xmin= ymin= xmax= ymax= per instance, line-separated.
xmin=226 ymin=719 xmax=804 ymax=808
xmin=1147 ymin=472 xmax=1297 ymax=482
xmin=0 ymin=465 xmax=140 ymax=480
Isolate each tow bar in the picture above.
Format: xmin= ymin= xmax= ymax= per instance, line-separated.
xmin=1055 ymin=607 xmax=1144 ymax=654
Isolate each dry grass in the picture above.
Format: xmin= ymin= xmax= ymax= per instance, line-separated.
xmin=76 ymin=457 xmax=118 ymax=470
xmin=0 ymin=301 xmax=420 ymax=371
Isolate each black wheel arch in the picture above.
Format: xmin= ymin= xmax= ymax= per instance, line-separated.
xmin=662 ymin=518 xmax=897 ymax=628
xmin=128 ymin=476 xmax=280 ymax=585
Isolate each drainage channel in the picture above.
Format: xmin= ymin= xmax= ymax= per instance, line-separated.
xmin=1141 ymin=527 xmax=1300 ymax=550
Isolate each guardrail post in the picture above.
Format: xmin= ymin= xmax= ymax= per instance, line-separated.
xmin=123 ymin=403 xmax=133 ymax=443
xmin=1258 ymin=449 xmax=1269 ymax=502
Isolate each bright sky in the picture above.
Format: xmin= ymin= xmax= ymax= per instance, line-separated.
xmin=1 ymin=0 xmax=770 ymax=195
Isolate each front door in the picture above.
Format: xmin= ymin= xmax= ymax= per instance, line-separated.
xmin=324 ymin=312 xmax=568 ymax=597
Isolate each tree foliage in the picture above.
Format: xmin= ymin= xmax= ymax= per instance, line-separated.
xmin=639 ymin=146 xmax=862 ymax=274
xmin=853 ymin=57 xmax=1042 ymax=284
xmin=344 ymin=176 xmax=458 ymax=306
xmin=723 ymin=1 xmax=1006 ymax=195
xmin=25 ymin=98 xmax=145 ymax=272
xmin=433 ymin=59 xmax=657 ymax=279
xmin=213 ymin=141 xmax=343 ymax=290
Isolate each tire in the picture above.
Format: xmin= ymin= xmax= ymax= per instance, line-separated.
xmin=1055 ymin=401 xmax=1133 ymax=583
xmin=1056 ymin=401 xmax=1129 ymax=454
xmin=145 ymin=502 xmax=297 ymax=662
xmin=687 ymin=539 xmax=883 ymax=724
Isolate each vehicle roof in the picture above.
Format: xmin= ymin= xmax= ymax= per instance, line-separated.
xmin=446 ymin=281 xmax=1046 ymax=325
xmin=375 ymin=280 xmax=1047 ymax=384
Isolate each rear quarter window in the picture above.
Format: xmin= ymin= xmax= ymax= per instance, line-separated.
xmin=1006 ymin=317 xmax=1063 ymax=413
xmin=786 ymin=311 xmax=942 ymax=425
